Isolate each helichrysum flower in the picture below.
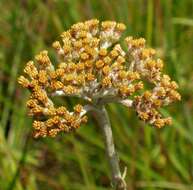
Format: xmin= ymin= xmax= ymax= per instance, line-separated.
xmin=18 ymin=19 xmax=181 ymax=138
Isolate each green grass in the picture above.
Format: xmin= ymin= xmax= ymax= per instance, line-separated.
xmin=0 ymin=0 xmax=193 ymax=189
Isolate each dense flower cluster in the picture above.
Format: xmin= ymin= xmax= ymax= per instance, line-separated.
xmin=18 ymin=19 xmax=181 ymax=137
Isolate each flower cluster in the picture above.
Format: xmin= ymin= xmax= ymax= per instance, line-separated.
xmin=18 ymin=19 xmax=181 ymax=137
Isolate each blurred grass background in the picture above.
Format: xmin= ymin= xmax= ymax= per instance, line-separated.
xmin=0 ymin=0 xmax=193 ymax=189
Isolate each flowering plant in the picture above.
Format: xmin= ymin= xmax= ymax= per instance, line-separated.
xmin=18 ymin=19 xmax=180 ymax=189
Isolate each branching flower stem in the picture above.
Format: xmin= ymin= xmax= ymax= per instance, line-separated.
xmin=18 ymin=19 xmax=181 ymax=189
xmin=88 ymin=104 xmax=127 ymax=190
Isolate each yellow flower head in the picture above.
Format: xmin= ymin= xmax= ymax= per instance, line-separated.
xmin=18 ymin=19 xmax=181 ymax=137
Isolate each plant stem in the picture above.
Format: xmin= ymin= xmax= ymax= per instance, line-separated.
xmin=91 ymin=105 xmax=127 ymax=190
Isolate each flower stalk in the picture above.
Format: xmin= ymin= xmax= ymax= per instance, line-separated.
xmin=91 ymin=105 xmax=127 ymax=189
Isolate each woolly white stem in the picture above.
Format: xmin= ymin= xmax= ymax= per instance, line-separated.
xmin=90 ymin=105 xmax=127 ymax=190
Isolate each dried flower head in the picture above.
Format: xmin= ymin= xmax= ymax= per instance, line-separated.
xmin=18 ymin=19 xmax=181 ymax=138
